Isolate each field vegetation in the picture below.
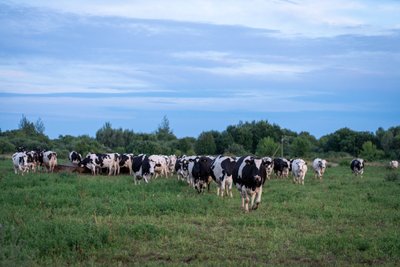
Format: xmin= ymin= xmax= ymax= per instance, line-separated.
xmin=1 ymin=159 xmax=399 ymax=266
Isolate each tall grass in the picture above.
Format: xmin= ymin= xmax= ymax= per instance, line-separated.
xmin=0 ymin=159 xmax=399 ymax=266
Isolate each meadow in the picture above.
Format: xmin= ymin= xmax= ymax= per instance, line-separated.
xmin=1 ymin=158 xmax=399 ymax=266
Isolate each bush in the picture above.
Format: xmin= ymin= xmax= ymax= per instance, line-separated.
xmin=385 ymin=172 xmax=400 ymax=182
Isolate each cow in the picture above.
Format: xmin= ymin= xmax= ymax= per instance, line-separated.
xmin=42 ymin=151 xmax=58 ymax=173
xmin=389 ymin=160 xmax=399 ymax=169
xmin=79 ymin=153 xmax=117 ymax=175
xmin=191 ymin=156 xmax=213 ymax=193
xmin=351 ymin=158 xmax=365 ymax=177
xmin=68 ymin=151 xmax=82 ymax=164
xmin=26 ymin=151 xmax=39 ymax=172
xmin=175 ymin=156 xmax=189 ymax=181
xmin=131 ymin=154 xmax=156 ymax=184
xmin=167 ymin=155 xmax=177 ymax=175
xmin=210 ymin=155 xmax=236 ymax=197
xmin=12 ymin=152 xmax=29 ymax=175
xmin=263 ymin=157 xmax=274 ymax=180
xmin=232 ymin=156 xmax=269 ymax=212
xmin=119 ymin=153 xmax=133 ymax=175
xmin=273 ymin=157 xmax=291 ymax=178
xmin=292 ymin=158 xmax=308 ymax=185
xmin=312 ymin=158 xmax=327 ymax=180
xmin=187 ymin=156 xmax=200 ymax=186
xmin=149 ymin=155 xmax=169 ymax=178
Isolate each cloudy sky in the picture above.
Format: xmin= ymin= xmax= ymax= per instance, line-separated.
xmin=1 ymin=0 xmax=399 ymax=139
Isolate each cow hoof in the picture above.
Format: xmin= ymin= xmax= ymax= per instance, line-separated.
xmin=252 ymin=203 xmax=259 ymax=210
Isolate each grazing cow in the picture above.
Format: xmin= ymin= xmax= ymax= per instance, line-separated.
xmin=119 ymin=153 xmax=133 ymax=175
xmin=351 ymin=158 xmax=365 ymax=177
xmin=191 ymin=156 xmax=213 ymax=193
xmin=211 ymin=155 xmax=236 ymax=197
xmin=12 ymin=152 xmax=29 ymax=175
xmin=273 ymin=158 xmax=291 ymax=178
xmin=42 ymin=151 xmax=58 ymax=173
xmin=79 ymin=153 xmax=117 ymax=175
xmin=292 ymin=159 xmax=308 ymax=185
xmin=131 ymin=154 xmax=156 ymax=184
xmin=68 ymin=151 xmax=82 ymax=164
xmin=175 ymin=157 xmax=189 ymax=181
xmin=312 ymin=158 xmax=327 ymax=180
xmin=233 ymin=156 xmax=269 ymax=212
xmin=389 ymin=160 xmax=399 ymax=169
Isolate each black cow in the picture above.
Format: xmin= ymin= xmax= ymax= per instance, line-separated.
xmin=210 ymin=155 xmax=236 ymax=197
xmin=273 ymin=157 xmax=291 ymax=178
xmin=233 ymin=156 xmax=268 ymax=212
xmin=119 ymin=153 xmax=133 ymax=175
xmin=131 ymin=154 xmax=156 ymax=184
xmin=191 ymin=156 xmax=213 ymax=193
xmin=350 ymin=158 xmax=365 ymax=177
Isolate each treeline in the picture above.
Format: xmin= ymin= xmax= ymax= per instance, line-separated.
xmin=1 ymin=115 xmax=399 ymax=161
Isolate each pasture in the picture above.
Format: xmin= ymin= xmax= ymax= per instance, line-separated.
xmin=1 ymin=158 xmax=399 ymax=266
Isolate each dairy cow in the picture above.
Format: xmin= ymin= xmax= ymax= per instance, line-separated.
xmin=175 ymin=157 xmax=189 ymax=181
xmin=131 ymin=154 xmax=156 ymax=184
xmin=79 ymin=153 xmax=117 ymax=175
xmin=351 ymin=158 xmax=365 ymax=177
xmin=389 ymin=160 xmax=398 ymax=169
xmin=210 ymin=155 xmax=236 ymax=197
xmin=12 ymin=152 xmax=29 ymax=175
xmin=42 ymin=151 xmax=57 ymax=173
xmin=273 ymin=158 xmax=291 ymax=178
xmin=191 ymin=156 xmax=213 ymax=193
xmin=68 ymin=151 xmax=82 ymax=164
xmin=26 ymin=151 xmax=39 ymax=172
xmin=119 ymin=153 xmax=133 ymax=175
xmin=292 ymin=158 xmax=308 ymax=185
xmin=149 ymin=155 xmax=169 ymax=178
xmin=312 ymin=158 xmax=327 ymax=180
xmin=233 ymin=156 xmax=268 ymax=212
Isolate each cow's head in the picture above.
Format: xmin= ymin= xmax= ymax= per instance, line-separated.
xmin=245 ymin=158 xmax=263 ymax=187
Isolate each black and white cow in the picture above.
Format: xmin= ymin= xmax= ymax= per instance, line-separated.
xmin=191 ymin=156 xmax=213 ymax=193
xmin=68 ymin=151 xmax=82 ymax=164
xmin=131 ymin=154 xmax=156 ymax=184
xmin=119 ymin=153 xmax=133 ymax=175
xmin=175 ymin=157 xmax=189 ymax=181
xmin=233 ymin=156 xmax=268 ymax=212
xmin=12 ymin=152 xmax=29 ymax=175
xmin=263 ymin=157 xmax=274 ymax=180
xmin=210 ymin=155 xmax=236 ymax=197
xmin=273 ymin=157 xmax=291 ymax=178
xmin=351 ymin=158 xmax=365 ymax=177
xmin=312 ymin=158 xmax=327 ymax=180
xmin=42 ymin=151 xmax=58 ymax=173
xmin=292 ymin=158 xmax=308 ymax=185
xmin=79 ymin=153 xmax=117 ymax=175
xmin=26 ymin=151 xmax=39 ymax=172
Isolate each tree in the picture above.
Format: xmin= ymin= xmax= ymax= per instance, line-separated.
xmin=18 ymin=115 xmax=36 ymax=135
xmin=195 ymin=132 xmax=216 ymax=155
xmin=291 ymin=136 xmax=311 ymax=157
xmin=360 ymin=141 xmax=384 ymax=161
xmin=255 ymin=137 xmax=278 ymax=157
xmin=35 ymin=118 xmax=45 ymax=134
xmin=156 ymin=115 xmax=176 ymax=141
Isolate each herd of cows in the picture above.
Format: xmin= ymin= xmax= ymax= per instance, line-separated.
xmin=10 ymin=148 xmax=400 ymax=212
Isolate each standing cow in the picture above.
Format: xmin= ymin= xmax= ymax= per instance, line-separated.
xmin=292 ymin=158 xmax=308 ymax=185
xmin=175 ymin=157 xmax=189 ymax=181
xmin=312 ymin=158 xmax=327 ymax=180
xmin=119 ymin=153 xmax=133 ymax=175
xmin=191 ymin=156 xmax=214 ymax=193
xmin=233 ymin=156 xmax=269 ymax=212
xmin=12 ymin=152 xmax=29 ymax=175
xmin=79 ymin=153 xmax=117 ymax=175
xmin=389 ymin=160 xmax=398 ymax=169
xmin=131 ymin=154 xmax=156 ymax=184
xmin=351 ymin=158 xmax=365 ymax=177
xmin=42 ymin=151 xmax=58 ymax=173
xmin=68 ymin=151 xmax=82 ymax=164
xmin=273 ymin=158 xmax=291 ymax=178
xmin=211 ymin=155 xmax=236 ymax=197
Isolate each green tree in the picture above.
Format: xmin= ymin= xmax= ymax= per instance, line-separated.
xmin=255 ymin=137 xmax=278 ymax=157
xmin=195 ymin=132 xmax=216 ymax=155
xmin=35 ymin=118 xmax=45 ymax=134
xmin=291 ymin=136 xmax=311 ymax=157
xmin=360 ymin=141 xmax=384 ymax=161
xmin=156 ymin=115 xmax=176 ymax=141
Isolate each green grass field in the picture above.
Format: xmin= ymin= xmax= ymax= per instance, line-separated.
xmin=1 ymin=159 xmax=399 ymax=266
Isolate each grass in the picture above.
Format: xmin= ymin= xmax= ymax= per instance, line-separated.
xmin=0 ymin=159 xmax=400 ymax=266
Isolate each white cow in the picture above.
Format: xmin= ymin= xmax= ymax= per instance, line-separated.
xmin=292 ymin=158 xmax=308 ymax=185
xmin=42 ymin=151 xmax=58 ymax=173
xmin=12 ymin=152 xmax=29 ymax=175
xmin=149 ymin=155 xmax=169 ymax=178
xmin=312 ymin=158 xmax=327 ymax=180
xmin=389 ymin=160 xmax=398 ymax=169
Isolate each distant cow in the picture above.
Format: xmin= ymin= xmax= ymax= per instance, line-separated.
xmin=12 ymin=152 xmax=29 ymax=175
xmin=263 ymin=157 xmax=274 ymax=180
xmin=312 ymin=158 xmax=327 ymax=180
xmin=191 ymin=156 xmax=213 ymax=193
xmin=26 ymin=151 xmax=39 ymax=172
xmin=233 ymin=156 xmax=269 ymax=212
xmin=42 ymin=151 xmax=58 ymax=173
xmin=273 ymin=158 xmax=291 ymax=178
xmin=131 ymin=154 xmax=156 ymax=184
xmin=350 ymin=158 xmax=365 ymax=177
xmin=79 ymin=153 xmax=117 ymax=176
xmin=119 ymin=153 xmax=133 ymax=175
xmin=68 ymin=151 xmax=82 ymax=164
xmin=292 ymin=158 xmax=308 ymax=185
xmin=211 ymin=155 xmax=236 ymax=197
xmin=175 ymin=157 xmax=189 ymax=181
xmin=389 ymin=160 xmax=398 ymax=169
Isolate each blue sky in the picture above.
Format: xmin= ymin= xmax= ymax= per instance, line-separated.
xmin=0 ymin=0 xmax=399 ymax=139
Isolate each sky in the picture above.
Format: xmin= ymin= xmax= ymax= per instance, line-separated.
xmin=0 ymin=0 xmax=399 ymax=139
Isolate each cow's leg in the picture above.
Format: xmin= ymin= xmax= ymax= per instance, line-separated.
xmin=252 ymin=187 xmax=263 ymax=210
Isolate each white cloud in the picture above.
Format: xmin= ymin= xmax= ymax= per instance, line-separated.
xmin=10 ymin=0 xmax=400 ymax=36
